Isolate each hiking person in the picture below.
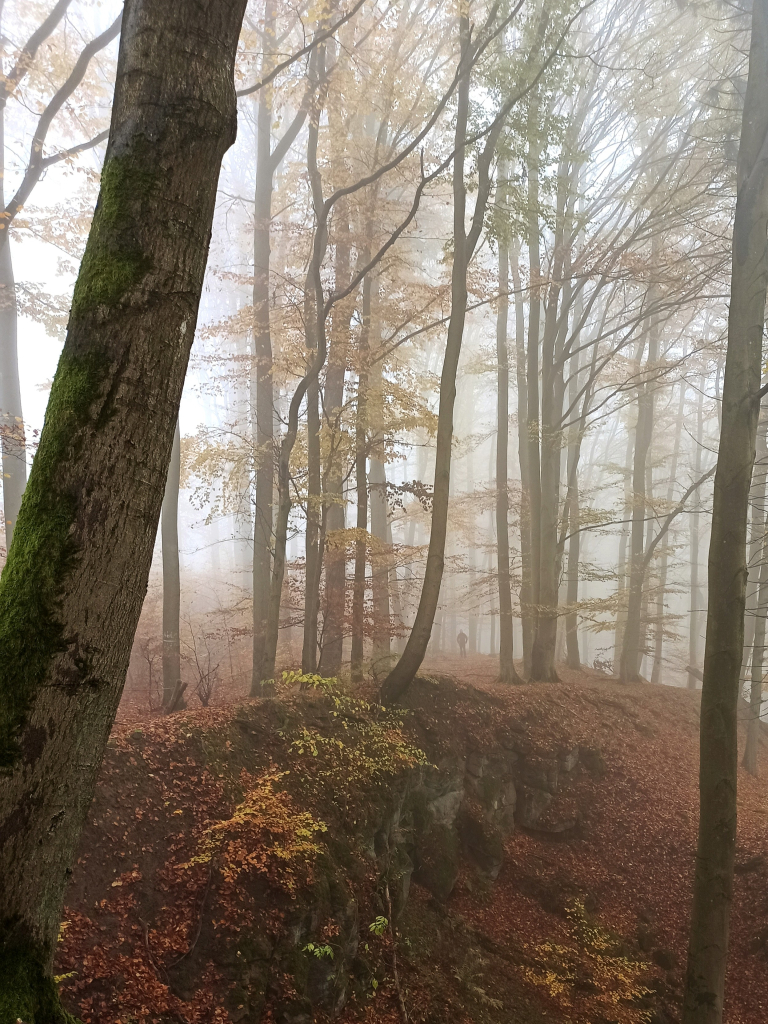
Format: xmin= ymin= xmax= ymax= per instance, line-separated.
xmin=457 ymin=630 xmax=468 ymax=657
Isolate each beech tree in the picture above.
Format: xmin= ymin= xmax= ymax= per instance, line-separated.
xmin=0 ymin=0 xmax=248 ymax=1016
xmin=683 ymin=1 xmax=768 ymax=1019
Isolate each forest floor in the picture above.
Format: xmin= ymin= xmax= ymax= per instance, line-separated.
xmin=60 ymin=657 xmax=768 ymax=1024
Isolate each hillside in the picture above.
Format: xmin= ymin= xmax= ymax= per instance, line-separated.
xmin=55 ymin=663 xmax=768 ymax=1024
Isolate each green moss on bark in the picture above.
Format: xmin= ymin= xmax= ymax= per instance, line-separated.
xmin=0 ymin=350 xmax=108 ymax=770
xmin=0 ymin=149 xmax=156 ymax=770
xmin=0 ymin=941 xmax=78 ymax=1024
xmin=69 ymin=154 xmax=154 ymax=318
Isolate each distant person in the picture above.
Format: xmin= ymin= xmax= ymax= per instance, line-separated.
xmin=457 ymin=630 xmax=468 ymax=658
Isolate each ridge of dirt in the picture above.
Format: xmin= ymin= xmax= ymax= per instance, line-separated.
xmin=55 ymin=660 xmax=768 ymax=1024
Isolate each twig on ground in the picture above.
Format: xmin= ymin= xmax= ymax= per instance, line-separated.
xmin=384 ymin=877 xmax=409 ymax=1024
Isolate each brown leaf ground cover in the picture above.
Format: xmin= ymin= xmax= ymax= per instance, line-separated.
xmin=56 ymin=657 xmax=768 ymax=1024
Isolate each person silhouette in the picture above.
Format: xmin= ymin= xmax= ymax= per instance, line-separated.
xmin=457 ymin=630 xmax=468 ymax=657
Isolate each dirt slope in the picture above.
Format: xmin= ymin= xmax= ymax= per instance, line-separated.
xmin=56 ymin=662 xmax=768 ymax=1024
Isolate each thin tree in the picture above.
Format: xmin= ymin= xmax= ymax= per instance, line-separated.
xmin=162 ymin=419 xmax=182 ymax=708
xmin=495 ymin=157 xmax=523 ymax=683
xmin=683 ymin=3 xmax=768 ymax=1019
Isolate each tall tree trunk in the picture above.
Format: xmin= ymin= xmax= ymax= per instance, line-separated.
xmin=0 ymin=100 xmax=26 ymax=558
xmin=302 ymin=51 xmax=327 ymax=674
xmin=564 ymin=346 xmax=581 ymax=670
xmin=318 ymin=203 xmax=353 ymax=677
xmin=742 ymin=410 xmax=768 ymax=687
xmin=614 ymin=430 xmax=634 ymax=667
xmin=683 ymin=4 xmax=768 ymax=1018
xmin=688 ymin=384 xmax=705 ymax=688
xmin=525 ymin=93 xmax=543 ymax=671
xmin=651 ymin=377 xmax=686 ymax=685
xmin=743 ymin=468 xmax=768 ymax=776
xmin=162 ymin=419 xmax=182 ymax=707
xmin=530 ymin=154 xmax=570 ymax=682
xmin=496 ymin=165 xmax=522 ymax=684
xmin=620 ymin=315 xmax=658 ymax=682
xmin=369 ymin=457 xmax=390 ymax=673
xmin=251 ymin=0 xmax=276 ymax=692
xmin=351 ymin=274 xmax=372 ymax=679
xmin=0 ymin=1 xmax=246 ymax=1014
xmin=381 ymin=15 xmax=475 ymax=703
xmin=387 ymin=515 xmax=406 ymax=655
xmin=510 ymin=245 xmax=533 ymax=673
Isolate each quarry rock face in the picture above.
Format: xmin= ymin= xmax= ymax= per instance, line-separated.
xmin=59 ymin=678 xmax=594 ymax=1023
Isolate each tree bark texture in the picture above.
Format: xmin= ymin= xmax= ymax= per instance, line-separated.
xmin=683 ymin=4 xmax=768 ymax=1019
xmin=0 ymin=1 xmax=246 ymax=1016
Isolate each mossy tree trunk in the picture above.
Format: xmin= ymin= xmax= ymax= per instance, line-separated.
xmin=683 ymin=2 xmax=768 ymax=1019
xmin=0 ymin=0 xmax=247 ymax=1018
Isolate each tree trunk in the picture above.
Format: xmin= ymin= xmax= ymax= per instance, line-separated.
xmin=496 ymin=164 xmax=521 ymax=684
xmin=251 ymin=0 xmax=276 ymax=692
xmin=620 ymin=318 xmax=658 ymax=682
xmin=0 ymin=0 xmax=246 ymax=1015
xmin=530 ymin=153 xmax=570 ymax=682
xmin=614 ymin=430 xmax=634 ymax=667
xmin=688 ymin=384 xmax=705 ymax=688
xmin=743 ymin=484 xmax=768 ymax=776
xmin=162 ymin=419 xmax=182 ymax=707
xmin=510 ymin=245 xmax=533 ymax=674
xmin=318 ymin=203 xmax=353 ymax=677
xmin=0 ymin=102 xmax=26 ymax=559
xmin=564 ymin=346 xmax=581 ymax=670
xmin=381 ymin=15 xmax=474 ymax=703
xmin=351 ymin=274 xmax=371 ymax=680
xmin=651 ymin=376 xmax=686 ymax=685
xmin=683 ymin=4 xmax=768 ymax=1018
xmin=302 ymin=79 xmax=327 ymax=674
xmin=369 ymin=457 xmax=390 ymax=674
xmin=525 ymin=92 xmax=543 ymax=673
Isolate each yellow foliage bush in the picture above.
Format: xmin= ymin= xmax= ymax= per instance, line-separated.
xmin=185 ymin=767 xmax=327 ymax=893
xmin=521 ymin=900 xmax=653 ymax=1024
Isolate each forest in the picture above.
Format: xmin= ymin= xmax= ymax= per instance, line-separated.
xmin=0 ymin=0 xmax=767 ymax=1022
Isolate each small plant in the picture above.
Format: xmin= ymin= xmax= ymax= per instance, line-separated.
xmin=303 ymin=942 xmax=334 ymax=959
xmin=369 ymin=915 xmax=388 ymax=937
